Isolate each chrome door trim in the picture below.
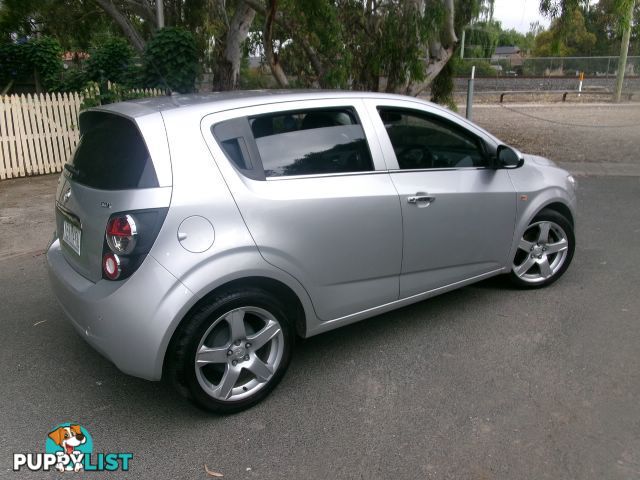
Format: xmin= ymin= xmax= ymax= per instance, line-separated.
xmin=264 ymin=170 xmax=392 ymax=181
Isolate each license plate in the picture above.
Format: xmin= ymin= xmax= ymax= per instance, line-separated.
xmin=62 ymin=220 xmax=82 ymax=256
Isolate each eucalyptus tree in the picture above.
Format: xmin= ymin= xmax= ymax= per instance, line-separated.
xmin=539 ymin=0 xmax=637 ymax=101
xmin=246 ymin=0 xmax=493 ymax=93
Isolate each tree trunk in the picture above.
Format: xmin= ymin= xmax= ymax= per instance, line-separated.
xmin=94 ymin=0 xmax=147 ymax=53
xmin=244 ymin=0 xmax=328 ymax=87
xmin=213 ymin=1 xmax=256 ymax=91
xmin=407 ymin=44 xmax=455 ymax=97
xmin=263 ymin=0 xmax=289 ymax=87
xmin=614 ymin=0 xmax=635 ymax=102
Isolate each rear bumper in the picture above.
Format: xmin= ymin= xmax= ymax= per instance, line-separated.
xmin=47 ymin=238 xmax=195 ymax=380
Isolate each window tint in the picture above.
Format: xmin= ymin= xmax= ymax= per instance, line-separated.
xmin=211 ymin=116 xmax=264 ymax=180
xmin=249 ymin=108 xmax=373 ymax=177
xmin=220 ymin=137 xmax=251 ymax=170
xmin=70 ymin=112 xmax=158 ymax=190
xmin=378 ymin=108 xmax=487 ymax=170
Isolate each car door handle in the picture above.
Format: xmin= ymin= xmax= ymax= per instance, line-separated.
xmin=407 ymin=195 xmax=436 ymax=205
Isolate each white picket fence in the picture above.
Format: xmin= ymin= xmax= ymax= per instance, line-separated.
xmin=0 ymin=92 xmax=82 ymax=179
xmin=0 ymin=86 xmax=165 ymax=180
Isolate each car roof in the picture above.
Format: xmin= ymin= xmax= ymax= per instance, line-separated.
xmin=91 ymin=89 xmax=435 ymax=119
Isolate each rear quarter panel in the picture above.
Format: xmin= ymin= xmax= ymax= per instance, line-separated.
xmin=149 ymin=107 xmax=318 ymax=340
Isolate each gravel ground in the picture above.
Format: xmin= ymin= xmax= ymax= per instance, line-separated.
xmin=468 ymin=103 xmax=640 ymax=171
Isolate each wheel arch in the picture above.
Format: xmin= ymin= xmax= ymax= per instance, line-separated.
xmin=539 ymin=201 xmax=574 ymax=226
xmin=162 ymin=276 xmax=306 ymax=378
xmin=508 ymin=192 xmax=576 ymax=271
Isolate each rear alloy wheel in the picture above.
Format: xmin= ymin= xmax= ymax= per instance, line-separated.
xmin=510 ymin=209 xmax=575 ymax=288
xmin=169 ymin=288 xmax=294 ymax=413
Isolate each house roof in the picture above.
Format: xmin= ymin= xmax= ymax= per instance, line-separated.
xmin=494 ymin=46 xmax=521 ymax=55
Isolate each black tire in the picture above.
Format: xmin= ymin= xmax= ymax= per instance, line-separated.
xmin=509 ymin=208 xmax=575 ymax=289
xmin=166 ymin=287 xmax=294 ymax=414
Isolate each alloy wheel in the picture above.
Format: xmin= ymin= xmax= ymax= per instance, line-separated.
xmin=512 ymin=220 xmax=569 ymax=284
xmin=194 ymin=306 xmax=285 ymax=402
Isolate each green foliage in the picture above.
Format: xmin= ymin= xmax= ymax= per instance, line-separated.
xmin=464 ymin=20 xmax=500 ymax=58
xmin=239 ymin=56 xmax=272 ymax=89
xmin=584 ymin=0 xmax=640 ymax=55
xmin=87 ymin=37 xmax=134 ymax=85
xmin=498 ymin=28 xmax=527 ymax=47
xmin=0 ymin=0 xmax=115 ymax=50
xmin=60 ymin=67 xmax=88 ymax=92
xmin=25 ymin=36 xmax=64 ymax=90
xmin=143 ymin=27 xmax=198 ymax=93
xmin=534 ymin=9 xmax=596 ymax=56
xmin=0 ymin=36 xmax=63 ymax=91
xmin=80 ymin=81 xmax=162 ymax=110
xmin=451 ymin=57 xmax=497 ymax=76
xmin=0 ymin=42 xmax=29 ymax=89
xmin=430 ymin=60 xmax=456 ymax=110
xmin=272 ymin=0 xmax=480 ymax=91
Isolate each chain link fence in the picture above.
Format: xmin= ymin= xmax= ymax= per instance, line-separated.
xmin=455 ymin=56 xmax=640 ymax=78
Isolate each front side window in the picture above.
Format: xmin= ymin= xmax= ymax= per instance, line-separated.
xmin=249 ymin=108 xmax=374 ymax=177
xmin=378 ymin=108 xmax=487 ymax=170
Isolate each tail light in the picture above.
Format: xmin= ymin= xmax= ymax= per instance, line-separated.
xmin=106 ymin=215 xmax=137 ymax=254
xmin=102 ymin=253 xmax=121 ymax=280
xmin=102 ymin=208 xmax=168 ymax=281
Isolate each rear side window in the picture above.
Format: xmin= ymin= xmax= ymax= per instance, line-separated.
xmin=250 ymin=108 xmax=373 ymax=177
xmin=70 ymin=112 xmax=158 ymax=190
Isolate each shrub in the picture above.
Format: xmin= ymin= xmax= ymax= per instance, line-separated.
xmin=86 ymin=37 xmax=134 ymax=85
xmin=143 ymin=27 xmax=198 ymax=93
xmin=430 ymin=59 xmax=456 ymax=111
xmin=0 ymin=42 xmax=28 ymax=90
xmin=25 ymin=37 xmax=64 ymax=91
xmin=452 ymin=58 xmax=496 ymax=77
xmin=60 ymin=68 xmax=86 ymax=92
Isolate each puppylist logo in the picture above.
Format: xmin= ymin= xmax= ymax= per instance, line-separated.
xmin=13 ymin=422 xmax=133 ymax=472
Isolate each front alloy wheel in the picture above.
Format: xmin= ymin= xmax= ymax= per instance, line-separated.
xmin=510 ymin=209 xmax=575 ymax=288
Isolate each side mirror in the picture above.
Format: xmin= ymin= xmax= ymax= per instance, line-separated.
xmin=496 ymin=144 xmax=524 ymax=169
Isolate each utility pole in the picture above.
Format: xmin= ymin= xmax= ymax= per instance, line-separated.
xmin=460 ymin=29 xmax=466 ymax=60
xmin=156 ymin=0 xmax=165 ymax=29
xmin=614 ymin=0 xmax=635 ymax=102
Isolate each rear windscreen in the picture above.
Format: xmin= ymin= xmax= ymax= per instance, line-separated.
xmin=69 ymin=112 xmax=158 ymax=190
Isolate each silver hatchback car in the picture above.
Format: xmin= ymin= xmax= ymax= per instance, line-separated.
xmin=47 ymin=91 xmax=576 ymax=412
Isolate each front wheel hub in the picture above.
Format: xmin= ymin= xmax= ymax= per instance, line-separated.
xmin=512 ymin=220 xmax=570 ymax=284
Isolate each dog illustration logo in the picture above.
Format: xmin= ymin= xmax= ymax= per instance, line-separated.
xmin=13 ymin=422 xmax=132 ymax=472
xmin=45 ymin=423 xmax=93 ymax=472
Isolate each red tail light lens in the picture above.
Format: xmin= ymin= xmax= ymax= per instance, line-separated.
xmin=102 ymin=208 xmax=168 ymax=281
xmin=106 ymin=215 xmax=137 ymax=254
xmin=102 ymin=253 xmax=121 ymax=280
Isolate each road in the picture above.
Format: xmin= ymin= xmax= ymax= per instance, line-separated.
xmin=1 ymin=106 xmax=639 ymax=479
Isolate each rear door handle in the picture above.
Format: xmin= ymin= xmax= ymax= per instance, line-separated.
xmin=407 ymin=194 xmax=436 ymax=205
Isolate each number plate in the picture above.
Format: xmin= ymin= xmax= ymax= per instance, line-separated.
xmin=62 ymin=220 xmax=82 ymax=256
